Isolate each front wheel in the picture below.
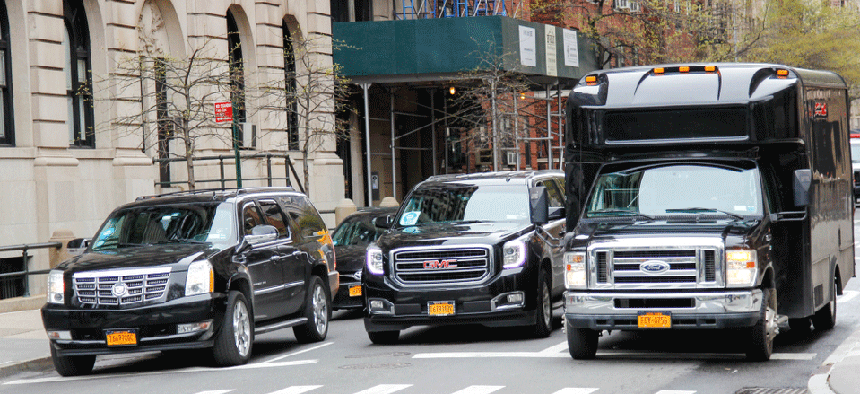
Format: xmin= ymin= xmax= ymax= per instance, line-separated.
xmin=294 ymin=276 xmax=331 ymax=343
xmin=213 ymin=291 xmax=254 ymax=366
xmin=745 ymin=287 xmax=777 ymax=361
xmin=50 ymin=345 xmax=95 ymax=377
xmin=567 ymin=327 xmax=599 ymax=360
xmin=530 ymin=272 xmax=553 ymax=338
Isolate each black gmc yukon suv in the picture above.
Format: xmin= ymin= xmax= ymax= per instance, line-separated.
xmin=363 ymin=171 xmax=567 ymax=344
xmin=41 ymin=188 xmax=336 ymax=376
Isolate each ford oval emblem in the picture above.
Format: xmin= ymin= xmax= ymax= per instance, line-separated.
xmin=640 ymin=260 xmax=670 ymax=274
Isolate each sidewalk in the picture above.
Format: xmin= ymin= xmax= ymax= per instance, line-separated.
xmin=0 ymin=295 xmax=859 ymax=391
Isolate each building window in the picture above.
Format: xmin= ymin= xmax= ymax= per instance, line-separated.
xmin=283 ymin=22 xmax=299 ymax=151
xmin=330 ymin=0 xmax=373 ymax=22
xmin=64 ymin=0 xmax=94 ymax=148
xmin=0 ymin=1 xmax=12 ymax=146
xmin=226 ymin=11 xmax=246 ymax=147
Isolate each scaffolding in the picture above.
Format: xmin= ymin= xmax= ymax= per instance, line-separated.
xmin=397 ymin=0 xmax=510 ymax=20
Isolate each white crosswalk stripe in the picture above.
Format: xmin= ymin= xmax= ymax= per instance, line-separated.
xmin=450 ymin=386 xmax=505 ymax=394
xmin=655 ymin=391 xmax=696 ymax=394
xmin=551 ymin=388 xmax=599 ymax=394
xmin=352 ymin=384 xmax=413 ymax=394
xmin=837 ymin=290 xmax=858 ymax=303
xmin=268 ymin=386 xmax=323 ymax=394
xmin=195 ymin=391 xmax=232 ymax=394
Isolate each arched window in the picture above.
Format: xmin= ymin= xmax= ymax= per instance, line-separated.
xmin=226 ymin=11 xmax=246 ymax=147
xmin=0 ymin=1 xmax=12 ymax=146
xmin=283 ymin=22 xmax=298 ymax=151
xmin=64 ymin=0 xmax=94 ymax=148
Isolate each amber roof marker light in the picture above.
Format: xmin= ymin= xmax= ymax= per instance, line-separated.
xmin=653 ymin=67 xmax=665 ymax=75
xmin=585 ymin=75 xmax=598 ymax=86
xmin=776 ymin=69 xmax=789 ymax=79
xmin=705 ymin=65 xmax=717 ymax=73
xmin=679 ymin=66 xmax=690 ymax=73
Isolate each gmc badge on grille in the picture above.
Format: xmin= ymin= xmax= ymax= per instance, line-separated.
xmin=423 ymin=259 xmax=457 ymax=269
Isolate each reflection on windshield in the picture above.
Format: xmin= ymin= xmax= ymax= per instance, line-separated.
xmin=398 ymin=184 xmax=530 ymax=226
xmin=332 ymin=219 xmax=383 ymax=246
xmin=91 ymin=202 xmax=236 ymax=250
xmin=585 ymin=164 xmax=762 ymax=218
xmin=851 ymin=143 xmax=860 ymax=164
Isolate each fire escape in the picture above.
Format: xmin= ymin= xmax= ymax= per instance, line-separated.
xmin=397 ymin=0 xmax=512 ymax=19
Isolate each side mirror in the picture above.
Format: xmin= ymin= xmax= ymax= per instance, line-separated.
xmin=793 ymin=169 xmax=812 ymax=207
xmin=244 ymin=224 xmax=279 ymax=245
xmin=530 ymin=186 xmax=549 ymax=225
xmin=66 ymin=238 xmax=90 ymax=256
xmin=373 ymin=215 xmax=394 ymax=229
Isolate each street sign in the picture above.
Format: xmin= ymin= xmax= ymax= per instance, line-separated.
xmin=214 ymin=101 xmax=233 ymax=123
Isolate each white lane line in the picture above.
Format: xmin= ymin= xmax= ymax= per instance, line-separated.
xmin=770 ymin=353 xmax=817 ymax=360
xmin=266 ymin=342 xmax=334 ymax=363
xmin=551 ymin=388 xmax=599 ymax=394
xmin=195 ymin=391 xmax=232 ymax=394
xmin=837 ymin=290 xmax=858 ymax=303
xmin=655 ymin=391 xmax=696 ymax=394
xmin=268 ymin=386 xmax=323 ymax=394
xmin=352 ymin=384 xmax=413 ymax=394
xmin=539 ymin=341 xmax=569 ymax=355
xmin=413 ymin=352 xmax=568 ymax=358
xmin=450 ymin=386 xmax=504 ymax=394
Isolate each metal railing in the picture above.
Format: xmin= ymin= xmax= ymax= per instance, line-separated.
xmin=153 ymin=152 xmax=305 ymax=193
xmin=0 ymin=242 xmax=62 ymax=298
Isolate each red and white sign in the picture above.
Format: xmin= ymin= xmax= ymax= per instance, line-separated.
xmin=214 ymin=101 xmax=233 ymax=123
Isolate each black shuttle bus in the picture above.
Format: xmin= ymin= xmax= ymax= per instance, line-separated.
xmin=561 ymin=64 xmax=856 ymax=361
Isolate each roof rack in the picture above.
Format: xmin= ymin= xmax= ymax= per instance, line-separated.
xmin=135 ymin=186 xmax=299 ymax=201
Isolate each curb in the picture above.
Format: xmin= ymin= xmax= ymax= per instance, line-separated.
xmin=0 ymin=356 xmax=53 ymax=379
xmin=807 ymin=328 xmax=860 ymax=394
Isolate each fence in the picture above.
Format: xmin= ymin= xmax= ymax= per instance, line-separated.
xmin=0 ymin=242 xmax=62 ymax=299
xmin=153 ymin=152 xmax=305 ymax=193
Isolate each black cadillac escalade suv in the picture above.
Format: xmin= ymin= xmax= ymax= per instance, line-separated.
xmin=363 ymin=171 xmax=567 ymax=344
xmin=41 ymin=188 xmax=336 ymax=376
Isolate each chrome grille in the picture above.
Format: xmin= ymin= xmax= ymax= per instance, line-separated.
xmin=392 ymin=246 xmax=491 ymax=285
xmin=589 ymin=240 xmax=723 ymax=289
xmin=74 ymin=267 xmax=171 ymax=306
xmin=611 ymin=249 xmax=698 ymax=284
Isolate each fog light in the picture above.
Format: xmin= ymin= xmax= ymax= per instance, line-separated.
xmin=492 ymin=291 xmax=525 ymax=310
xmin=368 ymin=298 xmax=393 ymax=314
xmin=46 ymin=330 xmax=72 ymax=340
xmin=507 ymin=292 xmax=524 ymax=304
xmin=177 ymin=320 xmax=212 ymax=334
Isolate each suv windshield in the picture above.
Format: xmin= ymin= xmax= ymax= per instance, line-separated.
xmin=851 ymin=140 xmax=860 ymax=164
xmin=585 ymin=164 xmax=763 ymax=218
xmin=91 ymin=202 xmax=237 ymax=251
xmin=397 ymin=184 xmax=530 ymax=226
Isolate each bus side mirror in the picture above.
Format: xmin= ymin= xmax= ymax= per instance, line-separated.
xmin=373 ymin=215 xmax=393 ymax=229
xmin=531 ymin=186 xmax=549 ymax=225
xmin=793 ymin=169 xmax=811 ymax=207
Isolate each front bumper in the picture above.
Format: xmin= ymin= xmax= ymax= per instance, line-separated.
xmin=333 ymin=277 xmax=364 ymax=310
xmin=363 ymin=269 xmax=536 ymax=332
xmin=564 ymin=289 xmax=762 ymax=330
xmin=41 ymin=293 xmax=227 ymax=356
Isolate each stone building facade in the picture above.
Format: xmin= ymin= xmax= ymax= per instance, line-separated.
xmin=0 ymin=0 xmax=342 ymax=295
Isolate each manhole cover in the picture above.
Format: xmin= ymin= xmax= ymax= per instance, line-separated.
xmin=344 ymin=352 xmax=411 ymax=359
xmin=339 ymin=362 xmax=412 ymax=370
xmin=735 ymin=388 xmax=809 ymax=394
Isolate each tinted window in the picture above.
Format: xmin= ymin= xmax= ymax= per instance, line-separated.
xmin=91 ymin=202 xmax=236 ymax=250
xmin=332 ymin=218 xmax=383 ymax=247
xmin=259 ymin=200 xmax=291 ymax=239
xmin=398 ymin=184 xmax=530 ymax=226
xmin=538 ymin=179 xmax=564 ymax=207
xmin=242 ymin=203 xmax=265 ymax=235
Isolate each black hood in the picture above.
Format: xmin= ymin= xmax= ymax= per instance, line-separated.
xmin=568 ymin=218 xmax=759 ymax=248
xmin=334 ymin=245 xmax=367 ymax=273
xmin=376 ymin=221 xmax=530 ymax=251
xmin=58 ymin=243 xmax=218 ymax=273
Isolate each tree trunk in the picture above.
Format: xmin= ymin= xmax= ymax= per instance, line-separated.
xmin=185 ymin=136 xmax=195 ymax=190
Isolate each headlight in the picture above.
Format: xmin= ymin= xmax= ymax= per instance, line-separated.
xmin=186 ymin=260 xmax=213 ymax=296
xmin=726 ymin=249 xmax=757 ymax=287
xmin=564 ymin=252 xmax=587 ymax=289
xmin=47 ymin=270 xmax=65 ymax=304
xmin=502 ymin=240 xmax=527 ymax=269
xmin=366 ymin=245 xmax=384 ymax=275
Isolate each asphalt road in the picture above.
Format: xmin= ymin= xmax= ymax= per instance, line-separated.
xmin=3 ymin=227 xmax=860 ymax=394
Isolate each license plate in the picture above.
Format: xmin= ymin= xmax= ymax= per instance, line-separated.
xmin=428 ymin=301 xmax=455 ymax=316
xmin=638 ymin=312 xmax=671 ymax=328
xmin=349 ymin=285 xmax=362 ymax=297
xmin=105 ymin=329 xmax=137 ymax=346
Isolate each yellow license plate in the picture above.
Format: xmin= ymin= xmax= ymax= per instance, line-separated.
xmin=105 ymin=330 xmax=137 ymax=346
xmin=349 ymin=285 xmax=362 ymax=297
xmin=638 ymin=312 xmax=671 ymax=328
xmin=428 ymin=302 xmax=455 ymax=316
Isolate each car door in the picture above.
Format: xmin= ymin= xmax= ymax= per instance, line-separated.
xmin=238 ymin=200 xmax=286 ymax=321
xmin=535 ymin=178 xmax=566 ymax=296
xmin=259 ymin=199 xmax=305 ymax=315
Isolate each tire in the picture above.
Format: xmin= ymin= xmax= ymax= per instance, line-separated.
xmin=368 ymin=330 xmax=400 ymax=345
xmin=50 ymin=345 xmax=95 ymax=377
xmin=293 ymin=276 xmax=331 ymax=343
xmin=567 ymin=326 xmax=599 ymax=360
xmin=812 ymin=274 xmax=837 ymax=331
xmin=213 ymin=291 xmax=254 ymax=366
xmin=531 ymin=271 xmax=553 ymax=338
xmin=746 ymin=287 xmax=777 ymax=361
xmin=788 ymin=317 xmax=811 ymax=334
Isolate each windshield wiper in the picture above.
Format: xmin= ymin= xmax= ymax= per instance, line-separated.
xmin=665 ymin=207 xmax=745 ymax=221
xmin=589 ymin=209 xmax=655 ymax=221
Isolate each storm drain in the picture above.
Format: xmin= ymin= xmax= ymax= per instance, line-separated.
xmin=735 ymin=388 xmax=809 ymax=394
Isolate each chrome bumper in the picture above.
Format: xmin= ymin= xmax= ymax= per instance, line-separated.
xmin=564 ymin=289 xmax=763 ymax=315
